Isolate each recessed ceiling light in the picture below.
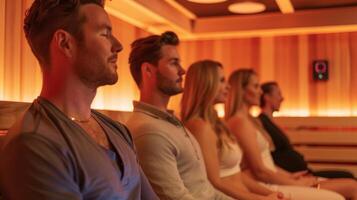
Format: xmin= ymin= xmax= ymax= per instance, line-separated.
xmin=187 ymin=0 xmax=227 ymax=4
xmin=228 ymin=1 xmax=266 ymax=14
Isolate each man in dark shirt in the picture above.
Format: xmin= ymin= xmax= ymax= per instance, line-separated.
xmin=0 ymin=1 xmax=158 ymax=199
xmin=259 ymin=81 xmax=354 ymax=179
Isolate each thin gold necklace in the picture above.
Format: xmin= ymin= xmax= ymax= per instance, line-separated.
xmin=70 ymin=114 xmax=92 ymax=123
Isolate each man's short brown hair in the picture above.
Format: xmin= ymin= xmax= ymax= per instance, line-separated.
xmin=24 ymin=0 xmax=105 ymax=67
xmin=128 ymin=31 xmax=179 ymax=87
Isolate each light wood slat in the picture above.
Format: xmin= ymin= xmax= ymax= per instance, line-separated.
xmin=309 ymin=163 xmax=357 ymax=177
xmin=275 ymin=117 xmax=357 ymax=127
xmin=0 ymin=0 xmax=5 ymax=99
xmin=0 ymin=101 xmax=30 ymax=129
xmin=351 ymin=33 xmax=357 ymax=115
xmin=286 ymin=131 xmax=357 ymax=145
xmin=295 ymin=146 xmax=357 ymax=162
xmin=274 ymin=116 xmax=357 ymax=177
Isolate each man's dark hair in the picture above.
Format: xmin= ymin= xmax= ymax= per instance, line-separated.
xmin=24 ymin=0 xmax=105 ymax=67
xmin=128 ymin=31 xmax=179 ymax=87
xmin=260 ymin=81 xmax=278 ymax=107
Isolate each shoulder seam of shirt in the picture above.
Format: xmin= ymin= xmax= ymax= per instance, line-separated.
xmin=134 ymin=132 xmax=177 ymax=148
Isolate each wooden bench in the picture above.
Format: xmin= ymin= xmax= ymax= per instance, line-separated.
xmin=274 ymin=117 xmax=357 ymax=177
xmin=0 ymin=100 xmax=132 ymax=147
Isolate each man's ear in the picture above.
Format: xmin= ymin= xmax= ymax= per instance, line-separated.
xmin=52 ymin=30 xmax=74 ymax=57
xmin=141 ymin=62 xmax=155 ymax=78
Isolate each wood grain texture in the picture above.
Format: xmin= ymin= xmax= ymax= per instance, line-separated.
xmin=177 ymin=33 xmax=357 ymax=116
xmin=1 ymin=1 xmax=357 ymax=115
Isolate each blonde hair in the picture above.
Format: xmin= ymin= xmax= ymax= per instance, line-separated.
xmin=225 ymin=69 xmax=275 ymax=149
xmin=225 ymin=69 xmax=256 ymax=120
xmin=181 ymin=60 xmax=234 ymax=149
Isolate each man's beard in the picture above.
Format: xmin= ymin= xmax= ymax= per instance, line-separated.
xmin=156 ymin=70 xmax=182 ymax=96
xmin=74 ymin=50 xmax=118 ymax=88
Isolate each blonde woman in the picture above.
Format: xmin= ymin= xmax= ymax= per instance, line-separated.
xmin=225 ymin=69 xmax=357 ymax=200
xmin=181 ymin=60 xmax=287 ymax=200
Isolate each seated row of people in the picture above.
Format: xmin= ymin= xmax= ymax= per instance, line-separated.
xmin=224 ymin=69 xmax=357 ymax=199
xmin=0 ymin=1 xmax=356 ymax=199
xmin=180 ymin=62 xmax=356 ymax=200
xmin=127 ymin=32 xmax=357 ymax=199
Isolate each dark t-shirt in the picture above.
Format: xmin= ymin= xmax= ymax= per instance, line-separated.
xmin=258 ymin=113 xmax=308 ymax=172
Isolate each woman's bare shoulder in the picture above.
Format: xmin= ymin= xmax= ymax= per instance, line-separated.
xmin=226 ymin=113 xmax=250 ymax=127
xmin=185 ymin=118 xmax=214 ymax=136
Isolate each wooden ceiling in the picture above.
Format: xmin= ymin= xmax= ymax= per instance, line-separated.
xmin=175 ymin=0 xmax=357 ymax=17
xmin=175 ymin=0 xmax=279 ymax=17
xmin=105 ymin=0 xmax=357 ymax=40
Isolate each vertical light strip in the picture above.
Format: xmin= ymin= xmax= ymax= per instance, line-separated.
xmin=5 ymin=0 xmax=22 ymax=101
xmin=275 ymin=0 xmax=295 ymax=13
xmin=0 ymin=0 xmax=5 ymax=99
xmin=297 ymin=35 xmax=310 ymax=116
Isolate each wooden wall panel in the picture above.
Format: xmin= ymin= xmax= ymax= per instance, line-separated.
xmin=351 ymin=32 xmax=357 ymax=115
xmin=0 ymin=0 xmax=5 ymax=100
xmin=179 ymin=32 xmax=357 ymax=116
xmin=1 ymin=0 xmax=356 ymax=116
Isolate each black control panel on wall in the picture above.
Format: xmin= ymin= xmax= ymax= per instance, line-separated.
xmin=313 ymin=60 xmax=328 ymax=81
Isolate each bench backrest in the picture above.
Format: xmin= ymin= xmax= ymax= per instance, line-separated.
xmin=275 ymin=117 xmax=357 ymax=176
xmin=0 ymin=100 xmax=132 ymax=147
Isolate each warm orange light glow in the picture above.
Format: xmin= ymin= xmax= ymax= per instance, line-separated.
xmin=317 ymin=109 xmax=354 ymax=117
xmin=2 ymin=1 xmax=357 ymax=117
xmin=105 ymin=0 xmax=192 ymax=38
xmin=228 ymin=2 xmax=266 ymax=14
xmin=183 ymin=25 xmax=357 ymax=40
xmin=274 ymin=109 xmax=310 ymax=117
xmin=0 ymin=0 xmax=5 ymax=100
xmin=275 ymin=0 xmax=295 ymax=14
xmin=250 ymin=106 xmax=261 ymax=117
xmin=214 ymin=105 xmax=261 ymax=118
xmin=213 ymin=106 xmax=357 ymax=118
xmin=92 ymin=97 xmax=134 ymax=112
xmin=2 ymin=94 xmax=357 ymax=117
xmin=273 ymin=109 xmax=357 ymax=117
xmin=214 ymin=103 xmax=225 ymax=118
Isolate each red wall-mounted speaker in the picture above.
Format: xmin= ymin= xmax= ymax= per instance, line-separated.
xmin=313 ymin=60 xmax=328 ymax=81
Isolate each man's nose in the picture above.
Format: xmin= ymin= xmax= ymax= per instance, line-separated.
xmin=112 ymin=36 xmax=123 ymax=53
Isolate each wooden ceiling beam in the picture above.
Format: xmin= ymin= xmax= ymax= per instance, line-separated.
xmin=191 ymin=6 xmax=357 ymax=38
xmin=276 ymin=0 xmax=295 ymax=13
xmin=164 ymin=0 xmax=197 ymax=19
xmin=106 ymin=1 xmax=357 ymax=40
xmin=134 ymin=0 xmax=192 ymax=32
xmin=105 ymin=0 xmax=193 ymax=36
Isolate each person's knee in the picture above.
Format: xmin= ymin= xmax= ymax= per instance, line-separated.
xmin=329 ymin=191 xmax=345 ymax=200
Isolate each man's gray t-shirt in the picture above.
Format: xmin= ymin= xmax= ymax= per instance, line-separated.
xmin=0 ymin=97 xmax=158 ymax=200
